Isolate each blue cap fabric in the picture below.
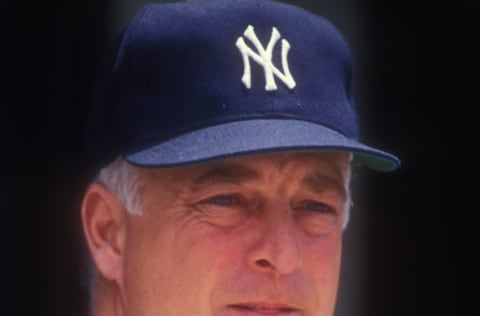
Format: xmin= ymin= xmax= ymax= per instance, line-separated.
xmin=86 ymin=0 xmax=400 ymax=171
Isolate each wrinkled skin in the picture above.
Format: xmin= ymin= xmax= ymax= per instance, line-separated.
xmin=86 ymin=152 xmax=351 ymax=316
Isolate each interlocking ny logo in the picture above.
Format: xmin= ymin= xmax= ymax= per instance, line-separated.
xmin=236 ymin=25 xmax=296 ymax=91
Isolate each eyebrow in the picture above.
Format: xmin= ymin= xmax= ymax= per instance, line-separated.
xmin=301 ymin=173 xmax=347 ymax=202
xmin=187 ymin=164 xmax=261 ymax=192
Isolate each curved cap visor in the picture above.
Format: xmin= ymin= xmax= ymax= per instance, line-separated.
xmin=124 ymin=119 xmax=400 ymax=172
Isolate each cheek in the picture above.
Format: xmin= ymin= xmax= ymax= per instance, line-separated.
xmin=182 ymin=225 xmax=248 ymax=278
xmin=122 ymin=219 xmax=243 ymax=315
xmin=303 ymin=233 xmax=343 ymax=286
xmin=317 ymin=238 xmax=343 ymax=315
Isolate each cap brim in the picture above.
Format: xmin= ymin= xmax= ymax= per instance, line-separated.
xmin=124 ymin=119 xmax=400 ymax=172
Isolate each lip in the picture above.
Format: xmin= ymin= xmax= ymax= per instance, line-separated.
xmin=225 ymin=303 xmax=301 ymax=315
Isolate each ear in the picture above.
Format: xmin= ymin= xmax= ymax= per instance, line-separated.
xmin=81 ymin=183 xmax=128 ymax=283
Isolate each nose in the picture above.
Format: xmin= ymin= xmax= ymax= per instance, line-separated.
xmin=246 ymin=203 xmax=302 ymax=275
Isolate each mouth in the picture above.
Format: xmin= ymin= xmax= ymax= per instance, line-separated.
xmin=228 ymin=303 xmax=299 ymax=314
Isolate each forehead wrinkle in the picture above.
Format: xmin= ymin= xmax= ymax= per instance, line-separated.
xmin=186 ymin=163 xmax=262 ymax=193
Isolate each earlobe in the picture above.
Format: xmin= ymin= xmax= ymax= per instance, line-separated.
xmin=81 ymin=183 xmax=127 ymax=283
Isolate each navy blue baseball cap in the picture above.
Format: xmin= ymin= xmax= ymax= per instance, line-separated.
xmin=86 ymin=0 xmax=400 ymax=171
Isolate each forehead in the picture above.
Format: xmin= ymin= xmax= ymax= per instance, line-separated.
xmin=138 ymin=151 xmax=351 ymax=185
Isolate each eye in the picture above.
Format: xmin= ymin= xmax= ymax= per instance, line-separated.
xmin=297 ymin=200 xmax=338 ymax=216
xmin=295 ymin=200 xmax=342 ymax=234
xmin=195 ymin=194 xmax=250 ymax=228
xmin=207 ymin=195 xmax=239 ymax=206
xmin=306 ymin=201 xmax=336 ymax=215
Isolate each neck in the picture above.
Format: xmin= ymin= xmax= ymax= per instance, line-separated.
xmin=91 ymin=278 xmax=125 ymax=316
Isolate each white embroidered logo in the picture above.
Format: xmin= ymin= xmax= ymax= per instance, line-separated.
xmin=236 ymin=25 xmax=296 ymax=91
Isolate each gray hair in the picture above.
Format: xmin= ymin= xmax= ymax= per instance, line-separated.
xmin=94 ymin=157 xmax=144 ymax=215
xmin=342 ymin=163 xmax=352 ymax=230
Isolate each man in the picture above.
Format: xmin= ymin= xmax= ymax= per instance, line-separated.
xmin=81 ymin=0 xmax=399 ymax=315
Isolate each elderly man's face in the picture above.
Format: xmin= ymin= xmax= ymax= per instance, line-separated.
xmin=121 ymin=152 xmax=350 ymax=316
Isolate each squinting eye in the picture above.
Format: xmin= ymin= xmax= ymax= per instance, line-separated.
xmin=196 ymin=194 xmax=250 ymax=228
xmin=208 ymin=195 xmax=237 ymax=206
xmin=306 ymin=202 xmax=336 ymax=215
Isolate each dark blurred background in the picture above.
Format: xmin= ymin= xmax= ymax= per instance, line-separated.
xmin=2 ymin=0 xmax=476 ymax=315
